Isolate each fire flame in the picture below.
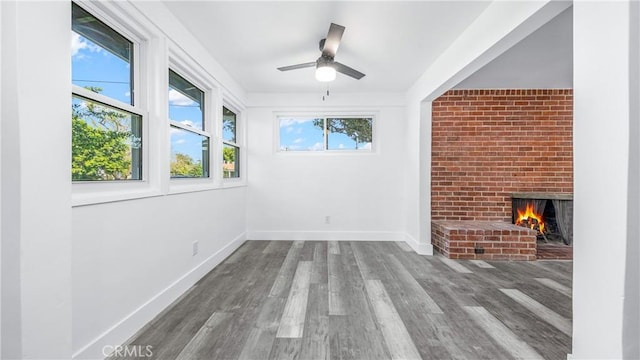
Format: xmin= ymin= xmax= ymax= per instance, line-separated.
xmin=516 ymin=203 xmax=545 ymax=233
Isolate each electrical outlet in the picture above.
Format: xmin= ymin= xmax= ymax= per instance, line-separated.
xmin=192 ymin=241 xmax=199 ymax=256
xmin=325 ymin=216 xmax=331 ymax=224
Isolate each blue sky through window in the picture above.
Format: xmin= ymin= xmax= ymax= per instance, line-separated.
xmin=170 ymin=126 xmax=207 ymax=170
xmin=168 ymin=77 xmax=206 ymax=165
xmin=223 ymin=107 xmax=236 ymax=143
xmin=279 ymin=118 xmax=325 ymax=151
xmin=328 ymin=131 xmax=358 ymax=150
xmin=223 ymin=127 xmax=234 ymax=142
xmin=71 ymin=32 xmax=131 ymax=104
xmin=169 ymin=99 xmax=207 ymax=166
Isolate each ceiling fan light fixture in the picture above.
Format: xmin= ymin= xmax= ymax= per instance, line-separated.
xmin=315 ymin=63 xmax=336 ymax=82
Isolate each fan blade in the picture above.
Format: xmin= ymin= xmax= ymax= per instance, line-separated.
xmin=334 ymin=62 xmax=365 ymax=80
xmin=277 ymin=62 xmax=316 ymax=71
xmin=321 ymin=23 xmax=345 ymax=58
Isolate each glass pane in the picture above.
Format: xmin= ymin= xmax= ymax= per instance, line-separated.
xmin=223 ymin=144 xmax=240 ymax=178
xmin=170 ymin=126 xmax=209 ymax=178
xmin=169 ymin=70 xmax=204 ymax=131
xmin=72 ymin=95 xmax=142 ymax=181
xmin=223 ymin=107 xmax=236 ymax=143
xmin=279 ymin=117 xmax=325 ymax=151
xmin=327 ymin=118 xmax=373 ymax=150
xmin=72 ymin=3 xmax=133 ymax=105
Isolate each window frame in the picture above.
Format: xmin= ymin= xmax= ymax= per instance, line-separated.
xmin=167 ymin=68 xmax=210 ymax=180
xmin=71 ymin=0 xmax=157 ymax=206
xmin=166 ymin=44 xmax=218 ymax=194
xmin=275 ymin=112 xmax=377 ymax=154
xmin=221 ymin=104 xmax=242 ymax=180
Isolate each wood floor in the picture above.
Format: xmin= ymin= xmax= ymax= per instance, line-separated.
xmin=116 ymin=241 xmax=572 ymax=360
xmin=536 ymin=242 xmax=573 ymax=260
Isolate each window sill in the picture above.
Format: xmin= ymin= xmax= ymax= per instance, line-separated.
xmin=275 ymin=149 xmax=378 ymax=156
xmin=168 ymin=178 xmax=246 ymax=194
xmin=72 ymin=177 xmax=246 ymax=206
xmin=72 ymin=184 xmax=162 ymax=207
xmin=221 ymin=178 xmax=246 ymax=188
xmin=168 ymin=177 xmax=217 ymax=195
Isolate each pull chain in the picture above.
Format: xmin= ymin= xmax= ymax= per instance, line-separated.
xmin=322 ymin=87 xmax=330 ymax=101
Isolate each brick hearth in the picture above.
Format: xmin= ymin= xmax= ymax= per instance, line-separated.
xmin=432 ymin=220 xmax=537 ymax=261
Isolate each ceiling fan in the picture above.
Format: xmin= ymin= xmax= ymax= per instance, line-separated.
xmin=277 ymin=23 xmax=365 ymax=82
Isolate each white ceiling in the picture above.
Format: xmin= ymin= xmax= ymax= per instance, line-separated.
xmin=454 ymin=6 xmax=573 ymax=89
xmin=164 ymin=1 xmax=573 ymax=94
xmin=164 ymin=1 xmax=492 ymax=93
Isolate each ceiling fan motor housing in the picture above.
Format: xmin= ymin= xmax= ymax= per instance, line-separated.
xmin=317 ymin=55 xmax=334 ymax=66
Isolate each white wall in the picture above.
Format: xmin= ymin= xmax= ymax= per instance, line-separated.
xmin=624 ymin=3 xmax=640 ymax=358
xmin=246 ymin=93 xmax=407 ymax=242
xmin=72 ymin=188 xmax=246 ymax=358
xmin=1 ymin=1 xmax=72 ymax=358
xmin=400 ymin=100 xmax=432 ymax=254
xmin=1 ymin=1 xmax=21 ymax=357
xmin=70 ymin=2 xmax=249 ymax=359
xmin=454 ymin=6 xmax=573 ymax=90
xmin=573 ymin=1 xmax=639 ymax=358
xmin=0 ymin=1 xmax=3 ymax=355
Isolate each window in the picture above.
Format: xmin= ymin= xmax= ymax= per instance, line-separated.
xmin=71 ymin=2 xmax=142 ymax=181
xmin=70 ymin=2 xmax=247 ymax=205
xmin=278 ymin=116 xmax=373 ymax=151
xmin=169 ymin=70 xmax=209 ymax=178
xmin=222 ymin=107 xmax=240 ymax=178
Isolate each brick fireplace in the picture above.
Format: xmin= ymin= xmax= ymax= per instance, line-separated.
xmin=430 ymin=89 xmax=573 ymax=260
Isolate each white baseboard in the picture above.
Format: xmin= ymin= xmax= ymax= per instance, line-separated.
xmin=247 ymin=230 xmax=405 ymax=241
xmin=72 ymin=232 xmax=247 ymax=360
xmin=404 ymin=233 xmax=433 ymax=255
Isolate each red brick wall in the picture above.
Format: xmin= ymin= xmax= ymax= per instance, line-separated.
xmin=431 ymin=89 xmax=573 ymax=221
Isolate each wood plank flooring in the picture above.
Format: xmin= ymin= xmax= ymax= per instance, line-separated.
xmin=115 ymin=241 xmax=572 ymax=360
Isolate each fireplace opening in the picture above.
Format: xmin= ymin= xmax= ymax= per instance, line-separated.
xmin=511 ymin=193 xmax=573 ymax=260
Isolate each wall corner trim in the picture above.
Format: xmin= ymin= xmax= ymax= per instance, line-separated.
xmin=404 ymin=233 xmax=434 ymax=255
